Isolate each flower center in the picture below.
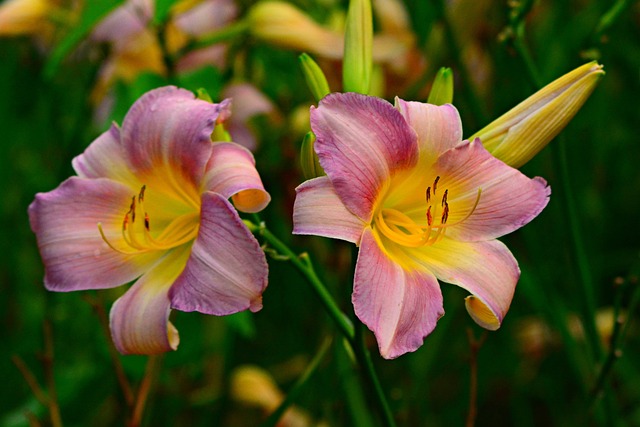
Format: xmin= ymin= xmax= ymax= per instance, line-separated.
xmin=374 ymin=176 xmax=481 ymax=248
xmin=98 ymin=185 xmax=200 ymax=254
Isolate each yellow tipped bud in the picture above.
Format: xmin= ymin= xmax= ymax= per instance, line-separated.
xmin=248 ymin=1 xmax=343 ymax=59
xmin=299 ymin=53 xmax=331 ymax=102
xmin=300 ymin=132 xmax=325 ymax=180
xmin=0 ymin=0 xmax=51 ymax=35
xmin=343 ymin=0 xmax=373 ymax=94
xmin=427 ymin=67 xmax=454 ymax=105
xmin=471 ymin=62 xmax=605 ymax=168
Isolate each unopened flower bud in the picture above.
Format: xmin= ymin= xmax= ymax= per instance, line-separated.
xmin=299 ymin=53 xmax=331 ymax=102
xmin=471 ymin=62 xmax=604 ymax=168
xmin=300 ymin=131 xmax=325 ymax=180
xmin=427 ymin=67 xmax=454 ymax=105
xmin=343 ymin=0 xmax=373 ymax=94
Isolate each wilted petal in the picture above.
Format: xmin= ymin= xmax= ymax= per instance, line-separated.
xmin=110 ymin=247 xmax=189 ymax=355
xmin=395 ymin=99 xmax=463 ymax=165
xmin=121 ymin=86 xmax=221 ymax=187
xmin=293 ymin=176 xmax=365 ymax=244
xmin=203 ymin=142 xmax=270 ymax=213
xmin=170 ymin=192 xmax=268 ymax=315
xmin=410 ymin=238 xmax=519 ymax=330
xmin=312 ymin=92 xmax=418 ymax=222
xmin=433 ymin=139 xmax=550 ymax=241
xmin=28 ymin=177 xmax=162 ymax=291
xmin=354 ymin=229 xmax=444 ymax=359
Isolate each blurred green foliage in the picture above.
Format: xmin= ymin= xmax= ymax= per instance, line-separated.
xmin=1 ymin=0 xmax=639 ymax=426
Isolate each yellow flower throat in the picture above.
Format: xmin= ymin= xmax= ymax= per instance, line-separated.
xmin=99 ymin=185 xmax=200 ymax=254
xmin=374 ymin=176 xmax=481 ymax=248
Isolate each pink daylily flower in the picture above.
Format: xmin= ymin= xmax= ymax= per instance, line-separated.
xmin=293 ymin=93 xmax=550 ymax=359
xmin=29 ymin=86 xmax=270 ymax=355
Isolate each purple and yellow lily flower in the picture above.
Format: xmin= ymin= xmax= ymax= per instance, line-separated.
xmin=29 ymin=86 xmax=270 ymax=355
xmin=293 ymin=93 xmax=550 ymax=359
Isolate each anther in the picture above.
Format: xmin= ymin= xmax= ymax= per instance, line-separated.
xmin=426 ymin=205 xmax=433 ymax=226
xmin=442 ymin=189 xmax=448 ymax=207
xmin=138 ymin=185 xmax=146 ymax=203
xmin=433 ymin=176 xmax=440 ymax=194
xmin=426 ymin=187 xmax=431 ymax=203
xmin=129 ymin=196 xmax=136 ymax=223
xmin=144 ymin=213 xmax=150 ymax=231
xmin=442 ymin=201 xmax=449 ymax=224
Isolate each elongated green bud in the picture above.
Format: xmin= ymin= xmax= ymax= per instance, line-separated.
xmin=427 ymin=67 xmax=454 ymax=105
xmin=342 ymin=0 xmax=373 ymax=94
xmin=300 ymin=132 xmax=325 ymax=180
xmin=471 ymin=62 xmax=605 ymax=168
xmin=299 ymin=53 xmax=331 ymax=102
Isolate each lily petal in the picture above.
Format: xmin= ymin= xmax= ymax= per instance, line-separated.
xmin=110 ymin=247 xmax=189 ymax=355
xmin=170 ymin=192 xmax=268 ymax=315
xmin=354 ymin=228 xmax=444 ymax=359
xmin=396 ymin=99 xmax=463 ymax=165
xmin=410 ymin=238 xmax=519 ymax=330
xmin=72 ymin=124 xmax=139 ymax=186
xmin=311 ymin=92 xmax=418 ymax=222
xmin=433 ymin=139 xmax=550 ymax=241
xmin=203 ymin=142 xmax=270 ymax=213
xmin=293 ymin=176 xmax=366 ymax=244
xmin=28 ymin=177 xmax=162 ymax=291
xmin=121 ymin=86 xmax=221 ymax=188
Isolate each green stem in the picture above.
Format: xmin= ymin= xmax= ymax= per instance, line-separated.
xmin=592 ymin=0 xmax=633 ymax=44
xmin=260 ymin=338 xmax=332 ymax=427
xmin=509 ymin=7 xmax=603 ymax=363
xmin=589 ymin=276 xmax=640 ymax=405
xmin=251 ymin=218 xmax=396 ymax=427
xmin=354 ymin=324 xmax=397 ymax=427
xmin=254 ymin=221 xmax=355 ymax=342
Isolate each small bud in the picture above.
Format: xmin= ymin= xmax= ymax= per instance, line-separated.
xmin=248 ymin=1 xmax=343 ymax=59
xmin=471 ymin=62 xmax=605 ymax=168
xmin=0 ymin=0 xmax=51 ymax=35
xmin=343 ymin=0 xmax=373 ymax=94
xmin=196 ymin=88 xmax=213 ymax=103
xmin=427 ymin=67 xmax=454 ymax=105
xmin=300 ymin=132 xmax=325 ymax=180
xmin=299 ymin=53 xmax=331 ymax=102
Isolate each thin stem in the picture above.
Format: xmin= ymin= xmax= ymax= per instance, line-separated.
xmin=84 ymin=295 xmax=135 ymax=406
xmin=591 ymin=0 xmax=633 ymax=45
xmin=354 ymin=324 xmax=397 ymax=427
xmin=465 ymin=329 xmax=487 ymax=427
xmin=12 ymin=355 xmax=49 ymax=405
xmin=589 ymin=276 xmax=640 ymax=405
xmin=508 ymin=3 xmax=602 ymax=363
xmin=42 ymin=322 xmax=63 ymax=427
xmin=250 ymin=218 xmax=396 ymax=427
xmin=255 ymin=221 xmax=355 ymax=342
xmin=129 ymin=355 xmax=161 ymax=427
xmin=260 ymin=337 xmax=332 ymax=427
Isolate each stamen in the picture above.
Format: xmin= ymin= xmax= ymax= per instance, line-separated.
xmin=144 ymin=213 xmax=150 ymax=231
xmin=438 ymin=188 xmax=482 ymax=228
xmin=138 ymin=185 xmax=146 ymax=203
xmin=442 ymin=201 xmax=449 ymax=224
xmin=433 ymin=176 xmax=440 ymax=195
xmin=442 ymin=189 xmax=448 ymax=207
xmin=425 ymin=187 xmax=431 ymax=203
xmin=426 ymin=205 xmax=433 ymax=226
xmin=98 ymin=223 xmax=138 ymax=255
